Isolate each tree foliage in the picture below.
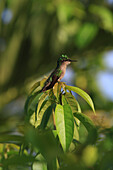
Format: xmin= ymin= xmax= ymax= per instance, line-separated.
xmin=1 ymin=79 xmax=98 ymax=169
xmin=0 ymin=0 xmax=113 ymax=169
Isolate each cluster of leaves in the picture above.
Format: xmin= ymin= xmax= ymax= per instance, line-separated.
xmin=1 ymin=125 xmax=113 ymax=170
xmin=0 ymin=0 xmax=113 ymax=169
xmin=25 ymin=78 xmax=96 ymax=150
xmin=0 ymin=79 xmax=99 ymax=169
xmin=1 ymin=79 xmax=113 ymax=169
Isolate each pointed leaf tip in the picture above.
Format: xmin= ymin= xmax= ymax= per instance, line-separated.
xmin=66 ymin=85 xmax=95 ymax=114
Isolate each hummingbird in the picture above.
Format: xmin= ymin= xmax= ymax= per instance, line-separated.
xmin=40 ymin=55 xmax=77 ymax=92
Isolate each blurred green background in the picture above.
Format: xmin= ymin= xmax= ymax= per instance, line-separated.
xmin=0 ymin=0 xmax=113 ymax=132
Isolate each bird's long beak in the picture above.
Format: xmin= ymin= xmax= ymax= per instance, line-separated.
xmin=66 ymin=59 xmax=77 ymax=62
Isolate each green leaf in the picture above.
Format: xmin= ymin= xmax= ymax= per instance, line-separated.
xmin=39 ymin=103 xmax=55 ymax=129
xmin=30 ymin=92 xmax=48 ymax=127
xmin=65 ymin=92 xmax=81 ymax=113
xmin=28 ymin=93 xmax=43 ymax=112
xmin=0 ymin=135 xmax=24 ymax=144
xmin=29 ymin=81 xmax=40 ymax=95
xmin=24 ymin=91 xmax=43 ymax=123
xmin=32 ymin=154 xmax=47 ymax=170
xmin=55 ymin=104 xmax=74 ymax=151
xmin=29 ymin=111 xmax=36 ymax=127
xmin=74 ymin=112 xmax=97 ymax=144
xmin=66 ymin=85 xmax=95 ymax=114
xmin=40 ymin=78 xmax=47 ymax=88
xmin=37 ymin=92 xmax=48 ymax=114
xmin=65 ymin=92 xmax=81 ymax=128
xmin=35 ymin=100 xmax=52 ymax=127
xmin=63 ymin=104 xmax=74 ymax=149
xmin=53 ymin=82 xmax=59 ymax=99
xmin=25 ymin=127 xmax=58 ymax=162
xmin=74 ymin=112 xmax=95 ymax=132
xmin=2 ymin=154 xmax=35 ymax=167
xmin=52 ymin=130 xmax=57 ymax=138
xmin=24 ymin=90 xmax=42 ymax=115
xmin=62 ymin=94 xmax=68 ymax=105
xmin=73 ymin=121 xmax=79 ymax=141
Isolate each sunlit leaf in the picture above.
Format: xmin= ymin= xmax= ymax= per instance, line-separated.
xmin=53 ymin=82 xmax=62 ymax=103
xmin=36 ymin=92 xmax=48 ymax=114
xmin=62 ymin=94 xmax=68 ymax=105
xmin=55 ymin=104 xmax=74 ymax=151
xmin=73 ymin=121 xmax=79 ymax=141
xmin=65 ymin=92 xmax=81 ymax=113
xmin=32 ymin=154 xmax=47 ymax=170
xmin=39 ymin=103 xmax=55 ymax=129
xmin=53 ymin=82 xmax=59 ymax=99
xmin=66 ymin=85 xmax=95 ymax=114
xmin=52 ymin=130 xmax=57 ymax=138
xmin=64 ymin=92 xmax=81 ymax=133
xmin=29 ymin=81 xmax=40 ymax=95
xmin=35 ymin=100 xmax=52 ymax=127
xmin=60 ymin=82 xmax=66 ymax=92
xmin=29 ymin=111 xmax=36 ymax=127
xmin=40 ymin=78 xmax=47 ymax=88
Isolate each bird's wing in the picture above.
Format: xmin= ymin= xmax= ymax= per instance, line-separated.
xmin=48 ymin=74 xmax=59 ymax=88
xmin=41 ymin=69 xmax=61 ymax=92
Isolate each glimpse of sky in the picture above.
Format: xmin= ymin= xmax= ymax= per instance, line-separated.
xmin=104 ymin=51 xmax=113 ymax=69
xmin=1 ymin=8 xmax=13 ymax=24
xmin=97 ymin=71 xmax=113 ymax=100
xmin=97 ymin=50 xmax=113 ymax=101
xmin=107 ymin=0 xmax=113 ymax=4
